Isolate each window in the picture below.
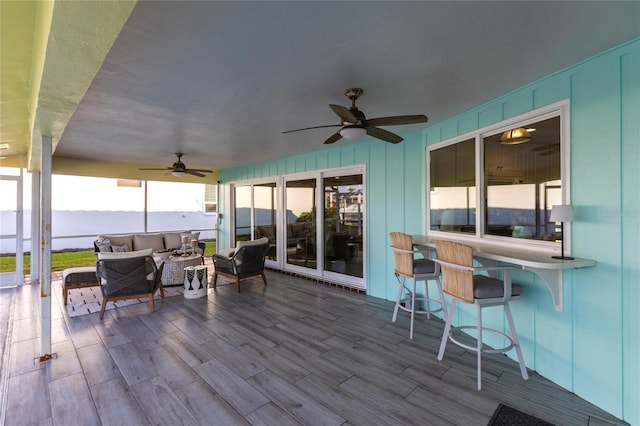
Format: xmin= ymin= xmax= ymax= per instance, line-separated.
xmin=204 ymin=184 xmax=218 ymax=214
xmin=428 ymin=102 xmax=567 ymax=246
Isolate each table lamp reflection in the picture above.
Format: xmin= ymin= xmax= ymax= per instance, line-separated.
xmin=550 ymin=205 xmax=574 ymax=260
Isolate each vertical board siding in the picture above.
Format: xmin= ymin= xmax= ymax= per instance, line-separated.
xmin=620 ymin=46 xmax=640 ymax=424
xmin=219 ymin=39 xmax=640 ymax=424
xmin=570 ymin=56 xmax=624 ymax=413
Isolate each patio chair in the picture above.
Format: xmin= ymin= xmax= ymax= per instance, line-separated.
xmin=389 ymin=232 xmax=446 ymax=339
xmin=95 ymin=255 xmax=164 ymax=319
xmin=434 ymin=240 xmax=528 ymax=390
xmin=212 ymin=237 xmax=269 ymax=292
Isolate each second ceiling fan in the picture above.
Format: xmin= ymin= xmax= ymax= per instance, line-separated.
xmin=282 ymin=88 xmax=428 ymax=144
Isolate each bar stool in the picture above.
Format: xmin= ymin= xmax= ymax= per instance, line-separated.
xmin=434 ymin=239 xmax=528 ymax=390
xmin=389 ymin=232 xmax=446 ymax=339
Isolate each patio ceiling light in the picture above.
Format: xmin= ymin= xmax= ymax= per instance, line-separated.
xmin=499 ymin=128 xmax=532 ymax=145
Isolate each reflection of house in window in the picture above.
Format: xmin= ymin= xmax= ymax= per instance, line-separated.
xmin=204 ymin=184 xmax=217 ymax=213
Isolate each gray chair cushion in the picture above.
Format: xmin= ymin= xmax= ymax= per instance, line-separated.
xmin=414 ymin=258 xmax=436 ymax=274
xmin=473 ymin=275 xmax=522 ymax=299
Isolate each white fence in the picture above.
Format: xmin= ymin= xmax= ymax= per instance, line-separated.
xmin=0 ymin=210 xmax=217 ymax=253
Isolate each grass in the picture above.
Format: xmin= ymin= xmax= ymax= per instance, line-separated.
xmin=0 ymin=241 xmax=217 ymax=274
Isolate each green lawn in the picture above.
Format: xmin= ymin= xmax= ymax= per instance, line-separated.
xmin=0 ymin=241 xmax=216 ymax=274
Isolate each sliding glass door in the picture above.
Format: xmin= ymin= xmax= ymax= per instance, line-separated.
xmin=323 ymin=173 xmax=363 ymax=279
xmin=230 ymin=166 xmax=365 ymax=289
xmin=284 ymin=177 xmax=317 ymax=271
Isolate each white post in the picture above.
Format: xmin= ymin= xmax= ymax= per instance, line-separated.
xmin=15 ymin=155 xmax=24 ymax=285
xmin=30 ymin=171 xmax=41 ymax=282
xmin=39 ymin=135 xmax=52 ymax=358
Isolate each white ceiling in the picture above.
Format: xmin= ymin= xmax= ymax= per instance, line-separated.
xmin=53 ymin=1 xmax=640 ymax=172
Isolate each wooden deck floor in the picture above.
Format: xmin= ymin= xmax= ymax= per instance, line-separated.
xmin=0 ymin=268 xmax=627 ymax=426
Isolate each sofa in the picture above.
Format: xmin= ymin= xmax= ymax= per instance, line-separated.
xmin=93 ymin=231 xmax=205 ymax=255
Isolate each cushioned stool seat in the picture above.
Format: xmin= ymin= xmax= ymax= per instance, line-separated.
xmin=62 ymin=266 xmax=99 ymax=305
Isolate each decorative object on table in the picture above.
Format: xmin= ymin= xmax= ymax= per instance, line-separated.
xmin=434 ymin=240 xmax=528 ymax=390
xmin=281 ymin=87 xmax=428 ymax=145
xmin=550 ymin=204 xmax=575 ymax=260
xmin=184 ymin=265 xmax=208 ymax=299
xmin=181 ymin=235 xmax=189 ymax=256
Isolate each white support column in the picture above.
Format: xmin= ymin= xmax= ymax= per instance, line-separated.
xmin=15 ymin=155 xmax=24 ymax=285
xmin=39 ymin=135 xmax=52 ymax=358
xmin=30 ymin=171 xmax=41 ymax=282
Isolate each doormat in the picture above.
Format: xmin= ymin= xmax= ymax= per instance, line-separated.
xmin=488 ymin=404 xmax=555 ymax=426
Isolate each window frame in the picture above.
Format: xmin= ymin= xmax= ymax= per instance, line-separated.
xmin=426 ymin=99 xmax=570 ymax=252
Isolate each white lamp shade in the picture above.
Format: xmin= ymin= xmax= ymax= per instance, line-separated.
xmin=550 ymin=204 xmax=574 ymax=222
xmin=340 ymin=125 xmax=367 ymax=140
xmin=172 ymin=170 xmax=186 ymax=177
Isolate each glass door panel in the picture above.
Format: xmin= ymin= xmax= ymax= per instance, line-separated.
xmin=323 ymin=174 xmax=363 ymax=279
xmin=285 ymin=178 xmax=317 ymax=270
xmin=0 ymin=178 xmax=18 ymax=287
xmin=254 ymin=182 xmax=277 ymax=261
xmin=234 ymin=185 xmax=252 ymax=243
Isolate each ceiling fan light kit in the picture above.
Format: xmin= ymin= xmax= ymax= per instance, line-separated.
xmin=500 ymin=128 xmax=532 ymax=145
xmin=340 ymin=125 xmax=367 ymax=140
xmin=282 ymin=87 xmax=428 ymax=145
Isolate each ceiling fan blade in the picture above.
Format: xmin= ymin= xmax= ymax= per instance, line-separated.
xmin=186 ymin=170 xmax=206 ymax=177
xmin=186 ymin=168 xmax=213 ymax=173
xmin=323 ymin=132 xmax=343 ymax=145
xmin=282 ymin=124 xmax=341 ymax=134
xmin=363 ymin=115 xmax=428 ymax=127
xmin=330 ymin=104 xmax=358 ymax=124
xmin=139 ymin=167 xmax=172 ymax=171
xmin=365 ymin=126 xmax=403 ymax=144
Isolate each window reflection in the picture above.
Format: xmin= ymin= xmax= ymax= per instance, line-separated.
xmin=428 ymin=114 xmax=563 ymax=243
xmin=429 ymin=138 xmax=476 ymax=234
xmin=484 ymin=117 xmax=561 ymax=240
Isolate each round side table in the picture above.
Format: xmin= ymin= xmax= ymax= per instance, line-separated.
xmin=157 ymin=254 xmax=203 ymax=286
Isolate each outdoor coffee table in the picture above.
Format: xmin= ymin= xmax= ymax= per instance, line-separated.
xmin=157 ymin=254 xmax=203 ymax=286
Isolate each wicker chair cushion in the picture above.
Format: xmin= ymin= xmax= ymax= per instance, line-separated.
xmin=473 ymin=275 xmax=523 ymax=299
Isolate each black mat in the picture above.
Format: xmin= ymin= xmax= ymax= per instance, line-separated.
xmin=488 ymin=404 xmax=555 ymax=426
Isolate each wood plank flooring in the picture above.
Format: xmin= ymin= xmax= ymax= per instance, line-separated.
xmin=0 ymin=269 xmax=628 ymax=426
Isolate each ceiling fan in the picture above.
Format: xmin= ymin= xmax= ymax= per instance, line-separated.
xmin=139 ymin=153 xmax=213 ymax=177
xmin=282 ymin=87 xmax=428 ymax=144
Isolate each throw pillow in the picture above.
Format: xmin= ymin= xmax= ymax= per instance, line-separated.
xmin=111 ymin=243 xmax=129 ymax=252
xmin=163 ymin=232 xmax=183 ymax=249
xmin=133 ymin=233 xmax=165 ymax=252
xmin=100 ymin=234 xmax=134 ymax=251
xmin=95 ymin=238 xmax=112 ymax=252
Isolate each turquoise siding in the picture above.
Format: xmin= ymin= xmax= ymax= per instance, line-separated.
xmin=220 ymin=38 xmax=640 ymax=424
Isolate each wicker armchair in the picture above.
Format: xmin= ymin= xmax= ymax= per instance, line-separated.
xmin=212 ymin=237 xmax=269 ymax=292
xmin=95 ymin=255 xmax=164 ymax=319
